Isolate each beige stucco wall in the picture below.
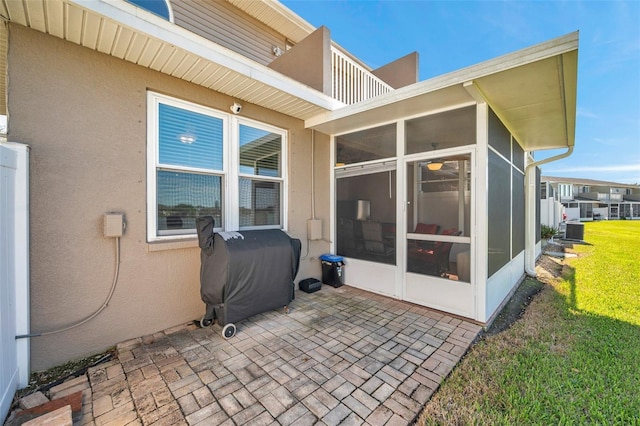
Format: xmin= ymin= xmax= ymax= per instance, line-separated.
xmin=268 ymin=27 xmax=331 ymax=96
xmin=372 ymin=52 xmax=419 ymax=90
xmin=7 ymin=24 xmax=330 ymax=371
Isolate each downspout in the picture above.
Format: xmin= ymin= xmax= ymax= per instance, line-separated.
xmin=524 ymin=146 xmax=573 ymax=276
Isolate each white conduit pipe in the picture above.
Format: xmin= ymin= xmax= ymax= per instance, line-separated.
xmin=524 ymin=146 xmax=573 ymax=277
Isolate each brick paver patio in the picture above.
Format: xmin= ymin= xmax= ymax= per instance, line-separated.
xmin=83 ymin=285 xmax=482 ymax=425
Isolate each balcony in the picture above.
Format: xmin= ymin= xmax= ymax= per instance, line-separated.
xmin=331 ymin=47 xmax=393 ymax=104
xmin=268 ymin=27 xmax=417 ymax=108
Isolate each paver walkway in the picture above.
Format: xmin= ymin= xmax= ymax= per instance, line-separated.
xmin=83 ymin=285 xmax=482 ymax=425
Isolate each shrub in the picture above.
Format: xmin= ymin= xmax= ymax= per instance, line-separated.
xmin=540 ymin=224 xmax=559 ymax=240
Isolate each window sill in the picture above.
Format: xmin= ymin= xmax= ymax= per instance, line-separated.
xmin=147 ymin=238 xmax=199 ymax=252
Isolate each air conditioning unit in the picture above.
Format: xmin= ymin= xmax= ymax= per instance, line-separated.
xmin=565 ymin=222 xmax=584 ymax=240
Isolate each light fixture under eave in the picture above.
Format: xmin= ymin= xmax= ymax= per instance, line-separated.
xmin=426 ymin=161 xmax=443 ymax=171
xmin=426 ymin=142 xmax=443 ymax=170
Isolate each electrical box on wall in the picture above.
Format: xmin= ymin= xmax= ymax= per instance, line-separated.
xmin=307 ymin=219 xmax=322 ymax=241
xmin=104 ymin=213 xmax=124 ymax=238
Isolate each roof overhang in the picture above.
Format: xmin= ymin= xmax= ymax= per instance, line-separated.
xmin=225 ymin=0 xmax=316 ymax=45
xmin=306 ymin=32 xmax=578 ymax=152
xmin=0 ymin=0 xmax=342 ymax=120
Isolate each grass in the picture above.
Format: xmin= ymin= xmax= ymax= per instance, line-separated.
xmin=417 ymin=220 xmax=640 ymax=425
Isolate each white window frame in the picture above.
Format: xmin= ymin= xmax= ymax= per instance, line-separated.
xmin=230 ymin=116 xmax=288 ymax=231
xmin=146 ymin=92 xmax=287 ymax=242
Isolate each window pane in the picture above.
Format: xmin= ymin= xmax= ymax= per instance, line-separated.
xmin=157 ymin=170 xmax=222 ymax=233
xmin=126 ymin=0 xmax=170 ymax=20
xmin=336 ymin=124 xmax=396 ymax=165
xmin=336 ymin=169 xmax=396 ymax=265
xmin=405 ymin=155 xmax=470 ymax=282
xmin=408 ymin=156 xmax=471 ymax=238
xmin=239 ymin=125 xmax=281 ymax=177
xmin=159 ymin=103 xmax=223 ymax=170
xmin=406 ymin=106 xmax=476 ymax=155
xmin=239 ymin=178 xmax=281 ymax=227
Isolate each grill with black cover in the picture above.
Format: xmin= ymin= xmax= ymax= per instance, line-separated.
xmin=196 ymin=216 xmax=301 ymax=338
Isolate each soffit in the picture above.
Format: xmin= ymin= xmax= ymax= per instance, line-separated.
xmin=307 ymin=32 xmax=578 ymax=152
xmin=224 ymin=0 xmax=315 ymax=44
xmin=0 ymin=0 xmax=341 ymax=120
xmin=224 ymin=0 xmax=372 ymax=71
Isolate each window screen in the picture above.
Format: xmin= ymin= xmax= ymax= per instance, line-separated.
xmin=488 ymin=108 xmax=511 ymax=160
xmin=488 ymin=150 xmax=511 ymax=277
xmin=512 ymin=169 xmax=525 ymax=256
xmin=157 ymin=171 xmax=222 ymax=233
xmin=148 ymin=92 xmax=286 ymax=241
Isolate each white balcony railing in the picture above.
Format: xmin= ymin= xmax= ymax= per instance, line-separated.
xmin=597 ymin=193 xmax=624 ymax=202
xmin=331 ymin=47 xmax=393 ymax=104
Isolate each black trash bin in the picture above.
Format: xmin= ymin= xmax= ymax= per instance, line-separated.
xmin=320 ymin=254 xmax=345 ymax=287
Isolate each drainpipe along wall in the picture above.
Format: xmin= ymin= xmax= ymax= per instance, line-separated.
xmin=524 ymin=146 xmax=573 ymax=276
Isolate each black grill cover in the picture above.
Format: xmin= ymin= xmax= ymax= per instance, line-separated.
xmin=196 ymin=216 xmax=301 ymax=326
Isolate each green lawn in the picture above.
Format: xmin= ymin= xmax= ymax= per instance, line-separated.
xmin=418 ymin=220 xmax=640 ymax=425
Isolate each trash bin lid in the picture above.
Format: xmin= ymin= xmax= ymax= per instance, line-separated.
xmin=320 ymin=253 xmax=344 ymax=262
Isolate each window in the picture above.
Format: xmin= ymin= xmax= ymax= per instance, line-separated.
xmin=335 ymin=124 xmax=397 ymax=264
xmin=540 ymin=182 xmax=547 ymax=199
xmin=125 ymin=0 xmax=173 ymax=21
xmin=406 ymin=155 xmax=472 ymax=282
xmin=238 ymin=124 xmax=283 ymax=227
xmin=558 ymin=184 xmax=573 ymax=199
xmin=147 ymin=92 xmax=286 ymax=242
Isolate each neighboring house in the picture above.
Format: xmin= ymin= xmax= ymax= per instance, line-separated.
xmin=542 ymin=176 xmax=640 ymax=221
xmin=0 ymin=0 xmax=577 ymax=388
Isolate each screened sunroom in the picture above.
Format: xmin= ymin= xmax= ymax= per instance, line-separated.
xmin=307 ymin=33 xmax=578 ymax=324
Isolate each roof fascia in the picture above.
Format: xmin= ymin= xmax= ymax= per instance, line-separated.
xmin=542 ymin=176 xmax=640 ymax=189
xmin=306 ymin=32 xmax=578 ymax=130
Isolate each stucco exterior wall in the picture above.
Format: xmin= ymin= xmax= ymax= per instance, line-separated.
xmin=7 ymin=25 xmax=330 ymax=370
xmin=268 ymin=27 xmax=331 ymax=96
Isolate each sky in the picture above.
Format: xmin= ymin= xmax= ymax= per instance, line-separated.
xmin=282 ymin=0 xmax=640 ymax=184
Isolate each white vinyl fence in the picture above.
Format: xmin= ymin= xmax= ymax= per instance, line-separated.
xmin=540 ymin=197 xmax=565 ymax=229
xmin=0 ymin=142 xmax=29 ymax=422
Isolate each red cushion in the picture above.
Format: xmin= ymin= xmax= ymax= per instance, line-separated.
xmin=415 ymin=223 xmax=439 ymax=234
xmin=440 ymin=228 xmax=458 ymax=236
